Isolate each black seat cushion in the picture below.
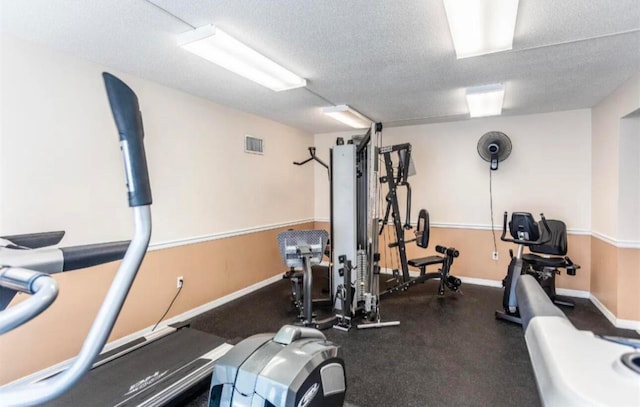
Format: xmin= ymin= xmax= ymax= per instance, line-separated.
xmin=522 ymin=253 xmax=567 ymax=268
xmin=408 ymin=255 xmax=444 ymax=268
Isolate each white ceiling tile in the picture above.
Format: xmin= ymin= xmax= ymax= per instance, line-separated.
xmin=1 ymin=0 xmax=638 ymax=133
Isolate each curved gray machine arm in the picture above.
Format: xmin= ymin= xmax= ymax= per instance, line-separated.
xmin=0 ymin=72 xmax=153 ymax=406
xmin=0 ymin=268 xmax=59 ymax=334
xmin=517 ymin=275 xmax=640 ymax=406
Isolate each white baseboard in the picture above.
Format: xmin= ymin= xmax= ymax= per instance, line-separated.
xmin=458 ymin=278 xmax=640 ymax=330
xmin=555 ymin=288 xmax=591 ymax=299
xmin=346 ymin=266 xmax=640 ymax=330
xmin=8 ymin=273 xmax=284 ymax=387
xmin=101 ymin=273 xmax=283 ymax=351
xmin=385 ymin=271 xmax=640 ymax=330
xmin=589 ymin=294 xmax=640 ymax=331
xmin=154 ymin=273 xmax=284 ymax=329
xmin=458 ymin=276 xmax=503 ymax=288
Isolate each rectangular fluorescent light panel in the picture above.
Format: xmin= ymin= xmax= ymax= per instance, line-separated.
xmin=443 ymin=0 xmax=519 ymax=58
xmin=178 ymin=25 xmax=306 ymax=91
xmin=466 ymin=84 xmax=505 ymax=118
xmin=322 ymin=105 xmax=372 ymax=129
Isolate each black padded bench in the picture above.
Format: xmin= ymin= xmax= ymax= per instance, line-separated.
xmin=408 ymin=255 xmax=445 ymax=269
xmin=407 ymin=245 xmax=461 ymax=295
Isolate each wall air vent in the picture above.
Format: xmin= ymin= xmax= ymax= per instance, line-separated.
xmin=244 ymin=135 xmax=264 ymax=155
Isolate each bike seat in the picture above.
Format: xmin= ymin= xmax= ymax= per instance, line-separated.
xmin=522 ymin=253 xmax=568 ymax=269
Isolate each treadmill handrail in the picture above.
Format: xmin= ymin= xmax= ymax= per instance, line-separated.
xmin=0 ymin=268 xmax=59 ymax=333
xmin=0 ymin=208 xmax=151 ymax=406
xmin=0 ymin=72 xmax=153 ymax=406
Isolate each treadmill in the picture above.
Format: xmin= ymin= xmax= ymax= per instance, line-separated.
xmin=0 ymin=73 xmax=231 ymax=406
xmin=41 ymin=324 xmax=232 ymax=407
xmin=0 ymin=228 xmax=232 ymax=406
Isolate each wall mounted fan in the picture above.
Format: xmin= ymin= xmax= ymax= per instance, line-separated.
xmin=477 ymin=131 xmax=512 ymax=170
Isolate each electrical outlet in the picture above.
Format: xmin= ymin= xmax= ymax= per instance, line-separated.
xmin=492 ymin=251 xmax=499 ymax=261
xmin=177 ymin=276 xmax=184 ymax=288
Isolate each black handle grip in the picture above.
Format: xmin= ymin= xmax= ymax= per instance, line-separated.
xmin=389 ymin=238 xmax=416 ymax=248
xmin=61 ymin=241 xmax=131 ymax=272
xmin=103 ymin=72 xmax=152 ymax=207
xmin=293 ymin=157 xmax=313 ymax=166
xmin=435 ymin=245 xmax=459 ymax=258
xmin=539 ymin=213 xmax=552 ymax=238
xmin=500 ymin=212 xmax=508 ymax=241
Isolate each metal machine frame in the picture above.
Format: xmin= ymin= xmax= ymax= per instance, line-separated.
xmin=379 ymin=143 xmax=413 ymax=284
xmin=330 ymin=123 xmax=398 ymax=331
xmin=377 ymin=145 xmax=462 ymax=297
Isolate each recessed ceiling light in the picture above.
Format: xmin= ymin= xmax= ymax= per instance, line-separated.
xmin=443 ymin=0 xmax=519 ymax=59
xmin=322 ymin=105 xmax=372 ymax=129
xmin=466 ymin=84 xmax=505 ymax=118
xmin=178 ymin=25 xmax=307 ymax=91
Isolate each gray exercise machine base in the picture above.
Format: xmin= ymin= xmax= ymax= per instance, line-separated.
xmin=209 ymin=325 xmax=346 ymax=407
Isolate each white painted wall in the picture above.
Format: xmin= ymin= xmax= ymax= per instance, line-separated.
xmin=591 ymin=73 xmax=640 ymax=241
xmin=0 ymin=34 xmax=314 ymax=246
xmin=618 ymin=115 xmax=640 ymax=243
xmin=315 ymin=110 xmax=592 ymax=231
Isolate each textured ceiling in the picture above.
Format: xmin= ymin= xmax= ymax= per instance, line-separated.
xmin=1 ymin=0 xmax=639 ymax=133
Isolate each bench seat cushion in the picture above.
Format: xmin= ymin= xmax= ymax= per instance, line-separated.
xmin=408 ymin=255 xmax=444 ymax=268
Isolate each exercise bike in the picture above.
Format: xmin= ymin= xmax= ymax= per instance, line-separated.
xmin=495 ymin=212 xmax=552 ymax=324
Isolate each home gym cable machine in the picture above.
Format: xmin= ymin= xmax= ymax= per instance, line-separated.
xmin=286 ymin=123 xmax=394 ymax=331
xmin=327 ymin=123 xmax=462 ymax=331
xmin=378 ymin=143 xmax=462 ymax=297
xmin=330 ymin=123 xmax=399 ymax=330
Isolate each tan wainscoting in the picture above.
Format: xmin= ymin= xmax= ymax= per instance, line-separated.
xmin=317 ymin=219 xmax=640 ymax=325
xmin=590 ymin=236 xmax=640 ymax=322
xmin=0 ymin=222 xmax=312 ymax=385
xmin=617 ymin=247 xmax=640 ymax=321
xmin=590 ymin=237 xmax=619 ymax=315
xmin=316 ymin=221 xmax=590 ymax=291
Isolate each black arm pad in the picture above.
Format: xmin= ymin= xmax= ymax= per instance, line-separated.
xmin=1 ymin=231 xmax=65 ymax=249
xmin=103 ymin=72 xmax=152 ymax=207
xmin=435 ymin=245 xmax=459 ymax=258
xmin=61 ymin=241 xmax=131 ymax=271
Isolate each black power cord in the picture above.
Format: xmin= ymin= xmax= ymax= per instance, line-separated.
xmin=489 ymin=167 xmax=498 ymax=255
xmin=151 ymin=283 xmax=183 ymax=332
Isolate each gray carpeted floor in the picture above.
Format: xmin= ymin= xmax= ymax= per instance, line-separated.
xmin=181 ymin=273 xmax=638 ymax=407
